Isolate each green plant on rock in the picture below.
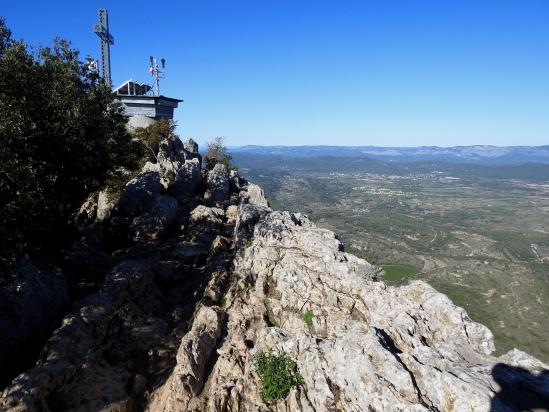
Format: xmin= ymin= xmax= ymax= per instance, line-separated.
xmin=302 ymin=310 xmax=315 ymax=327
xmin=252 ymin=350 xmax=304 ymax=401
xmin=243 ymin=278 xmax=253 ymax=292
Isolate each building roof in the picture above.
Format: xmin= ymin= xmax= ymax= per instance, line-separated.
xmin=113 ymin=78 xmax=183 ymax=104
xmin=113 ymin=79 xmax=152 ymax=96
xmin=115 ymin=94 xmax=183 ymax=103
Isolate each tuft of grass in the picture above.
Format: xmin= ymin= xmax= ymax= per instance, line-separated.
xmin=252 ymin=351 xmax=304 ymax=401
xmin=301 ymin=310 xmax=315 ymax=327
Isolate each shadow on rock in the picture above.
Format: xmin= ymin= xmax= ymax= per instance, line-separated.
xmin=491 ymin=363 xmax=549 ymax=411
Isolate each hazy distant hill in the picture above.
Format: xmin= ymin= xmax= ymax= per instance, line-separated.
xmin=231 ymin=145 xmax=549 ymax=164
xmin=232 ymin=153 xmax=549 ymax=182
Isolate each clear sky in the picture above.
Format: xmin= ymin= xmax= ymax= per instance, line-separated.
xmin=2 ymin=0 xmax=548 ymax=147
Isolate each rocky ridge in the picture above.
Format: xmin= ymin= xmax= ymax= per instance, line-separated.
xmin=1 ymin=138 xmax=548 ymax=411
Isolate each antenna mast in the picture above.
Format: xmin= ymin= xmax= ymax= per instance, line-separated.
xmin=149 ymin=56 xmax=166 ymax=96
xmin=93 ymin=9 xmax=114 ymax=86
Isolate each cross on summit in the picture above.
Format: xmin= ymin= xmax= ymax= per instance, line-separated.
xmin=93 ymin=9 xmax=114 ymax=86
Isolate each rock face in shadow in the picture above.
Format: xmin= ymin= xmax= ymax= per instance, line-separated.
xmin=0 ymin=138 xmax=261 ymax=411
xmin=2 ymin=139 xmax=548 ymax=412
xmin=0 ymin=260 xmax=68 ymax=389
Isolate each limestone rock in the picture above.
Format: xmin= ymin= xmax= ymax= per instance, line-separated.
xmin=188 ymin=205 xmax=225 ymax=242
xmin=149 ymin=210 xmax=549 ymax=412
xmin=3 ymin=139 xmax=548 ymax=412
xmin=233 ymin=182 xmax=271 ymax=248
xmin=204 ymin=164 xmax=229 ymax=203
xmin=174 ymin=158 xmax=202 ymax=204
xmin=141 ymin=136 xmax=200 ymax=190
xmin=111 ymin=171 xmax=178 ymax=242
xmin=233 ymin=204 xmax=269 ymax=249
xmin=157 ymin=136 xmax=188 ymax=185
xmin=116 ymin=171 xmax=161 ymax=217
xmin=1 ymin=260 xmax=176 ymax=411
xmin=150 ymin=306 xmax=223 ymax=411
xmin=183 ymin=138 xmax=202 ymax=164
xmin=96 ymin=189 xmax=116 ymax=222
xmin=130 ymin=194 xmax=178 ymax=242
xmin=0 ymin=260 xmax=68 ymax=389
xmin=141 ymin=161 xmax=162 ymax=174
xmin=242 ymin=183 xmax=269 ymax=208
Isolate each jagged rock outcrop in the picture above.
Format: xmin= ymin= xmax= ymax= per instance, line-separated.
xmin=110 ymin=170 xmax=178 ymax=242
xmin=205 ymin=163 xmax=230 ymax=203
xmin=2 ymin=138 xmax=548 ymax=412
xmin=0 ymin=260 xmax=68 ymax=389
xmin=174 ymin=158 xmax=201 ymax=204
xmin=148 ymin=210 xmax=549 ymax=412
xmin=97 ymin=190 xmax=117 ymax=222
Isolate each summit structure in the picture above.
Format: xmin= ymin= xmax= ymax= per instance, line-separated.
xmin=92 ymin=9 xmax=182 ymax=129
xmin=93 ymin=9 xmax=114 ymax=87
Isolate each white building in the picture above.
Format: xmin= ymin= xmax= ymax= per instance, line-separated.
xmin=113 ymin=79 xmax=182 ymax=129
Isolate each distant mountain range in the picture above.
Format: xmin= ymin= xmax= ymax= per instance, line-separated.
xmin=230 ymin=145 xmax=549 ymax=164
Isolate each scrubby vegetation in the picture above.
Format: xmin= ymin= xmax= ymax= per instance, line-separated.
xmin=252 ymin=351 xmax=304 ymax=401
xmin=132 ymin=118 xmax=176 ymax=163
xmin=0 ymin=18 xmax=141 ymax=275
xmin=204 ymin=136 xmax=237 ymax=171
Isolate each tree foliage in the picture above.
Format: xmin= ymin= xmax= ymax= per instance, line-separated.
xmin=204 ymin=136 xmax=237 ymax=171
xmin=132 ymin=118 xmax=177 ymax=163
xmin=0 ymin=19 xmax=141 ymax=271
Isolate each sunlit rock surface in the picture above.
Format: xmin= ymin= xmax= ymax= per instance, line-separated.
xmin=2 ymin=140 xmax=548 ymax=412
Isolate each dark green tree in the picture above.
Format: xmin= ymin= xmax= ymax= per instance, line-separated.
xmin=0 ymin=19 xmax=141 ymax=273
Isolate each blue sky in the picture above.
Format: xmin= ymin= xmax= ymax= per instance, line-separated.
xmin=2 ymin=0 xmax=548 ymax=147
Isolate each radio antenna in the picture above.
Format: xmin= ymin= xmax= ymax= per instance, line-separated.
xmin=149 ymin=56 xmax=166 ymax=96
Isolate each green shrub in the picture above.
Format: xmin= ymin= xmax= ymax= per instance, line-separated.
xmin=252 ymin=351 xmax=304 ymax=401
xmin=132 ymin=118 xmax=176 ymax=163
xmin=204 ymin=136 xmax=237 ymax=171
xmin=0 ymin=18 xmax=141 ymax=273
xmin=302 ymin=311 xmax=315 ymax=327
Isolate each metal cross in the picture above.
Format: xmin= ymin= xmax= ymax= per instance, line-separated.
xmin=93 ymin=9 xmax=114 ymax=86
